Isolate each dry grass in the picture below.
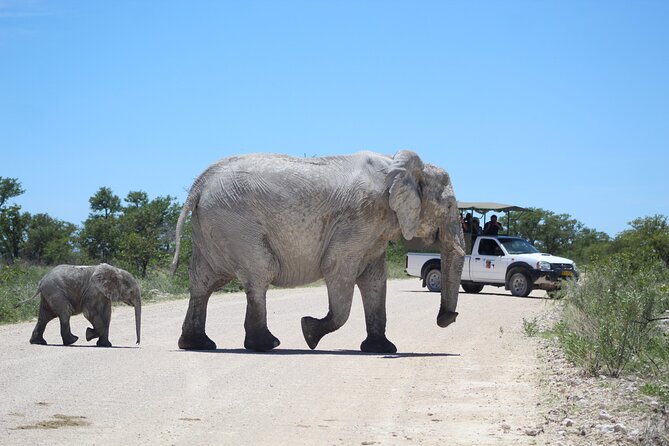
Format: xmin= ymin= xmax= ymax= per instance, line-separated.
xmin=15 ymin=414 xmax=90 ymax=430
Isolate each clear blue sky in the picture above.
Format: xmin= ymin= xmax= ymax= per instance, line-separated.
xmin=1 ymin=1 xmax=668 ymax=237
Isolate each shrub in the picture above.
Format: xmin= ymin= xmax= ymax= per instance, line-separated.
xmin=556 ymin=252 xmax=669 ymax=378
xmin=0 ymin=263 xmax=48 ymax=324
xmin=386 ymin=239 xmax=409 ymax=280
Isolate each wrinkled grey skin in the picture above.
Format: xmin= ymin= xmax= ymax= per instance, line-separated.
xmin=28 ymin=264 xmax=141 ymax=347
xmin=172 ymin=150 xmax=465 ymax=353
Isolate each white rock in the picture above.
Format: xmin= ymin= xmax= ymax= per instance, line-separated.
xmin=613 ymin=423 xmax=627 ymax=434
xmin=598 ymin=424 xmax=615 ymax=434
xmin=598 ymin=410 xmax=613 ymax=421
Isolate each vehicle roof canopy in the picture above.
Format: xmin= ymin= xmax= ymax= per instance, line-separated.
xmin=458 ymin=202 xmax=526 ymax=213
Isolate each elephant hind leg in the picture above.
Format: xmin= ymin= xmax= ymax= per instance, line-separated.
xmin=30 ymin=299 xmax=55 ymax=345
xmin=179 ymin=289 xmax=219 ymax=350
xmin=59 ymin=314 xmax=78 ymax=346
xmin=179 ymin=256 xmax=230 ymax=350
xmin=243 ymin=284 xmax=280 ymax=352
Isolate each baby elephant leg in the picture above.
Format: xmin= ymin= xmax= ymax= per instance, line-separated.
xmin=59 ymin=314 xmax=79 ymax=346
xmin=30 ymin=300 xmax=55 ymax=345
xmin=87 ymin=301 xmax=112 ymax=347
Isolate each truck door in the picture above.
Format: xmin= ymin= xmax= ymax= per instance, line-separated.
xmin=469 ymin=238 xmax=507 ymax=283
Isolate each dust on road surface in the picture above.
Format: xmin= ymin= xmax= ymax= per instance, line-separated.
xmin=1 ymin=280 xmax=554 ymax=445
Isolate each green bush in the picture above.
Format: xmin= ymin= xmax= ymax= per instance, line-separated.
xmin=556 ymin=252 xmax=669 ymax=378
xmin=138 ymin=267 xmax=244 ymax=302
xmin=386 ymin=239 xmax=409 ymax=280
xmin=0 ymin=263 xmax=48 ymax=324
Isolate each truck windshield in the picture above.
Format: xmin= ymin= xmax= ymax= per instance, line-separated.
xmin=500 ymin=238 xmax=540 ymax=254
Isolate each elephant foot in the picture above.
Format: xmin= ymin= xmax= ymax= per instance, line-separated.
xmin=178 ymin=332 xmax=217 ymax=350
xmin=244 ymin=330 xmax=280 ymax=352
xmin=96 ymin=339 xmax=112 ymax=347
xmin=360 ymin=335 xmax=397 ymax=354
xmin=86 ymin=327 xmax=99 ymax=341
xmin=437 ymin=310 xmax=459 ymax=328
xmin=301 ymin=316 xmax=326 ymax=350
xmin=30 ymin=336 xmax=47 ymax=345
xmin=62 ymin=334 xmax=79 ymax=346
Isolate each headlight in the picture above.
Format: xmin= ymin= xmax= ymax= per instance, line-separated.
xmin=537 ymin=261 xmax=551 ymax=271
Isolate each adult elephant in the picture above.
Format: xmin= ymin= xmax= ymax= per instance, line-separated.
xmin=28 ymin=264 xmax=141 ymax=347
xmin=171 ymin=150 xmax=465 ymax=353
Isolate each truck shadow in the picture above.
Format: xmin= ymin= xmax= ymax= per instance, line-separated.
xmin=403 ymin=289 xmax=550 ymax=299
xmin=177 ymin=348 xmax=459 ymax=358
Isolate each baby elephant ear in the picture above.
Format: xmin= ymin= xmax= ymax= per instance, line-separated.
xmin=386 ymin=150 xmax=423 ymax=240
xmin=92 ymin=263 xmax=123 ymax=301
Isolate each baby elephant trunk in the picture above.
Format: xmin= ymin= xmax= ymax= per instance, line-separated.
xmin=134 ymin=299 xmax=141 ymax=344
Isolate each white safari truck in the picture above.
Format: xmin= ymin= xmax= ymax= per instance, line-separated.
xmin=404 ymin=203 xmax=577 ymax=297
xmin=405 ymin=236 xmax=577 ymax=296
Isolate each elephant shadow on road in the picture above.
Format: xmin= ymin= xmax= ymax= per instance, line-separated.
xmin=176 ymin=348 xmax=459 ymax=358
xmin=40 ymin=344 xmax=138 ymax=349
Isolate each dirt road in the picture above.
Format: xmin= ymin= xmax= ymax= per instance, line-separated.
xmin=1 ymin=280 xmax=553 ymax=445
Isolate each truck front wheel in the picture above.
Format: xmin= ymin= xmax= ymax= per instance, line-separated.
xmin=425 ymin=268 xmax=441 ymax=292
xmin=509 ymin=272 xmax=532 ymax=297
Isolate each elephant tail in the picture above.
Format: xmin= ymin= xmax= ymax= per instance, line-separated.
xmin=171 ymin=185 xmax=201 ymax=275
xmin=14 ymin=289 xmax=41 ymax=309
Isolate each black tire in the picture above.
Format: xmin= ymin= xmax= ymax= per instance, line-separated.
xmin=509 ymin=271 xmax=532 ymax=297
xmin=425 ymin=268 xmax=441 ymax=292
xmin=462 ymin=283 xmax=484 ymax=294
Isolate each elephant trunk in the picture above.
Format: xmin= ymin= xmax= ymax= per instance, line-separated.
xmin=134 ymin=298 xmax=141 ymax=345
xmin=437 ymin=225 xmax=465 ymax=328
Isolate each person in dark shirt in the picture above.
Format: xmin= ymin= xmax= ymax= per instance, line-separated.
xmin=483 ymin=214 xmax=503 ymax=235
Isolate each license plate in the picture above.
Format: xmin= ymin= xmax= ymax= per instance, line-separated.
xmin=561 ymin=271 xmax=573 ymax=277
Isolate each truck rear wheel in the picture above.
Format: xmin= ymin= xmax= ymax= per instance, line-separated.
xmin=509 ymin=272 xmax=532 ymax=297
xmin=462 ymin=283 xmax=484 ymax=294
xmin=425 ymin=268 xmax=441 ymax=292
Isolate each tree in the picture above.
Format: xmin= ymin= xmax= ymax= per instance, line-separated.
xmin=510 ymin=207 xmax=613 ymax=263
xmin=0 ymin=177 xmax=24 ymax=209
xmin=510 ymin=208 xmax=544 ymax=246
xmin=540 ymin=212 xmax=581 ymax=255
xmin=0 ymin=177 xmax=29 ymax=264
xmin=79 ymin=187 xmax=122 ymax=263
xmin=89 ymin=187 xmax=122 ymax=218
xmin=23 ymin=213 xmax=78 ymax=265
xmin=563 ymin=226 xmax=612 ymax=264
xmin=614 ymin=215 xmax=669 ymax=266
xmin=117 ymin=192 xmax=180 ymax=277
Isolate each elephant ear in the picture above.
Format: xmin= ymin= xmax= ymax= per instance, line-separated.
xmin=92 ymin=263 xmax=123 ymax=302
xmin=386 ymin=150 xmax=423 ymax=240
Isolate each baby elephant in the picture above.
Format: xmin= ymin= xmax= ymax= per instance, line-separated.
xmin=28 ymin=264 xmax=141 ymax=347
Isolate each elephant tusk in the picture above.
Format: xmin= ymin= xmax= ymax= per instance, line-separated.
xmin=450 ymin=240 xmax=465 ymax=257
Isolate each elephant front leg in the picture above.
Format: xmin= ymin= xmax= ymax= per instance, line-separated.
xmin=356 ymin=255 xmax=397 ymax=354
xmin=243 ymin=286 xmax=280 ymax=352
xmin=301 ymin=273 xmax=355 ymax=350
xmin=88 ymin=301 xmax=112 ymax=347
